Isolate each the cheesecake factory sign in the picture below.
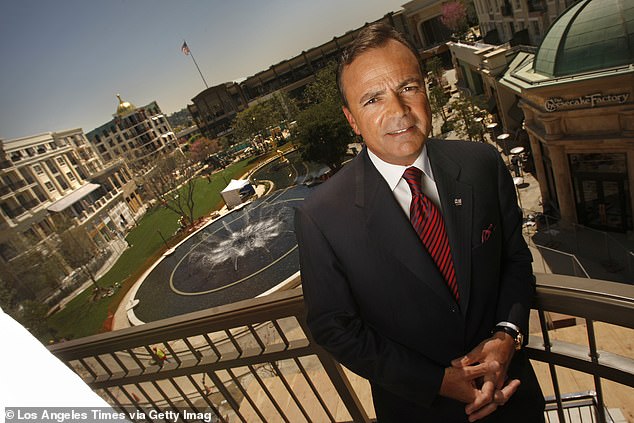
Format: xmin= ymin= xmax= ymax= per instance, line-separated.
xmin=544 ymin=92 xmax=629 ymax=112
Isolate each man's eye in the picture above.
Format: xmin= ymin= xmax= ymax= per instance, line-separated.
xmin=402 ymin=85 xmax=419 ymax=93
xmin=364 ymin=98 xmax=378 ymax=106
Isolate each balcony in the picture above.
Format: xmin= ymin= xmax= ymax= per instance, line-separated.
xmin=49 ymin=274 xmax=633 ymax=422
xmin=20 ymin=199 xmax=40 ymax=210
xmin=3 ymin=206 xmax=27 ymax=219
xmin=528 ymin=0 xmax=547 ymax=13
xmin=7 ymin=179 xmax=27 ymax=191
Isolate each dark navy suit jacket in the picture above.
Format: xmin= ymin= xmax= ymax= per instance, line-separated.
xmin=295 ymin=139 xmax=544 ymax=422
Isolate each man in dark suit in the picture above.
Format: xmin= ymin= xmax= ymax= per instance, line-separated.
xmin=294 ymin=23 xmax=544 ymax=422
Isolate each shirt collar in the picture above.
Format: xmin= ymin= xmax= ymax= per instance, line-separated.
xmin=367 ymin=145 xmax=435 ymax=192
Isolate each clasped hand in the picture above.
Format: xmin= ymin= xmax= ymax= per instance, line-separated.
xmin=439 ymin=332 xmax=519 ymax=422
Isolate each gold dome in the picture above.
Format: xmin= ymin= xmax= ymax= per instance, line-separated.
xmin=115 ymin=94 xmax=136 ymax=116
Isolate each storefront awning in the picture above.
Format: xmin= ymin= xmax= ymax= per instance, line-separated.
xmin=48 ymin=183 xmax=100 ymax=212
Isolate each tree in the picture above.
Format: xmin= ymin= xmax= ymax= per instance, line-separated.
xmin=144 ymin=152 xmax=198 ymax=228
xmin=0 ymin=273 xmax=16 ymax=313
xmin=271 ymin=91 xmax=299 ymax=122
xmin=441 ymin=1 xmax=469 ymax=40
xmin=231 ymin=98 xmax=285 ymax=142
xmin=428 ymin=84 xmax=451 ymax=125
xmin=449 ymin=93 xmax=486 ymax=142
xmin=57 ymin=225 xmax=101 ymax=290
xmin=425 ymin=57 xmax=445 ymax=86
xmin=296 ymin=62 xmax=355 ymax=172
xmin=297 ymin=102 xmax=352 ymax=172
xmin=189 ymin=137 xmax=220 ymax=163
xmin=304 ymin=62 xmax=341 ymax=105
xmin=18 ymin=300 xmax=50 ymax=340
xmin=0 ymin=236 xmax=66 ymax=303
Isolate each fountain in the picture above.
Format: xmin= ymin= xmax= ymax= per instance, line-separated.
xmin=130 ymin=183 xmax=310 ymax=323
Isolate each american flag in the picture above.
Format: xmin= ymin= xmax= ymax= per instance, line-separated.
xmin=181 ymin=41 xmax=190 ymax=56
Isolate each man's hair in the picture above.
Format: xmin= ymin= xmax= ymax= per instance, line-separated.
xmin=337 ymin=23 xmax=420 ymax=107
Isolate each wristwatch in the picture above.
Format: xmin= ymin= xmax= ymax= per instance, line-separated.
xmin=492 ymin=324 xmax=524 ymax=351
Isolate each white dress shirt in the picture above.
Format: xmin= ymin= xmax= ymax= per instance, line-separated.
xmin=366 ymin=146 xmax=521 ymax=334
xmin=367 ymin=145 xmax=442 ymax=217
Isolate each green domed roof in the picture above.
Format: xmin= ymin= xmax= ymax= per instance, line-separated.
xmin=534 ymin=0 xmax=634 ymax=77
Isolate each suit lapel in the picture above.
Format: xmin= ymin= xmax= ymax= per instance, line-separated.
xmin=356 ymin=149 xmax=457 ymax=307
xmin=427 ymin=140 xmax=473 ymax=315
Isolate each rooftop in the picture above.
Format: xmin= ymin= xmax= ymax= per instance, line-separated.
xmin=534 ymin=0 xmax=634 ymax=77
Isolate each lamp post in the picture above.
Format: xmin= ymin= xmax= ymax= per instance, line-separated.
xmin=513 ymin=176 xmax=525 ymax=232
xmin=497 ymin=133 xmax=511 ymax=165
xmin=474 ymin=117 xmax=485 ymax=143
xmin=486 ymin=122 xmax=498 ymax=139
xmin=510 ymin=146 xmax=525 ymax=177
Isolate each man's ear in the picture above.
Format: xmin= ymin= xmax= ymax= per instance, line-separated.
xmin=342 ymin=106 xmax=361 ymax=136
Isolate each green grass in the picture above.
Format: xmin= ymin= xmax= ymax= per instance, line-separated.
xmin=47 ymin=158 xmax=258 ymax=340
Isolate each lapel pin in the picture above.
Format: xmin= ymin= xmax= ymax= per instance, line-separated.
xmin=454 ymin=198 xmax=462 ymax=206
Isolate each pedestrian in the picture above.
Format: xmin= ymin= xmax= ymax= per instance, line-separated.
xmin=152 ymin=346 xmax=169 ymax=364
xmin=295 ymin=23 xmax=544 ymax=422
xmin=511 ymin=154 xmax=522 ymax=177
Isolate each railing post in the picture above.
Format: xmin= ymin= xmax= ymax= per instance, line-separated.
xmin=586 ymin=320 xmax=607 ymax=423
xmin=538 ymin=309 xmax=566 ymax=423
xmin=316 ymin=350 xmax=371 ymax=423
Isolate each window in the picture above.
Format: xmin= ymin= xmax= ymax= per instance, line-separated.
xmin=45 ymin=159 xmax=59 ymax=174
xmin=33 ymin=186 xmax=47 ymax=202
xmin=55 ymin=175 xmax=69 ymax=190
xmin=39 ymin=220 xmax=53 ymax=236
xmin=33 ymin=164 xmax=44 ymax=174
xmin=0 ymin=242 xmax=18 ymax=261
xmin=45 ymin=181 xmax=55 ymax=191
xmin=56 ymin=156 xmax=66 ymax=166
xmin=22 ymin=169 xmax=35 ymax=184
xmin=66 ymin=171 xmax=76 ymax=181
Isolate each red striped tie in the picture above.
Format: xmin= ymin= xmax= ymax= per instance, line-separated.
xmin=403 ymin=167 xmax=459 ymax=302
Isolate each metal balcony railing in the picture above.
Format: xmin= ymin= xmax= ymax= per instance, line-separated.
xmin=49 ymin=274 xmax=634 ymax=422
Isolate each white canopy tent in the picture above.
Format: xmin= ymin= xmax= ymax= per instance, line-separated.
xmin=221 ymin=179 xmax=253 ymax=209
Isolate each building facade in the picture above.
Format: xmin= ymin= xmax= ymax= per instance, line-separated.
xmin=86 ymin=95 xmax=178 ymax=176
xmin=188 ymin=83 xmax=248 ymax=141
xmin=498 ymin=0 xmax=634 ymax=232
xmin=188 ymin=12 xmax=422 ymax=142
xmin=474 ymin=0 xmax=577 ymax=45
xmin=0 ymin=129 xmax=141 ymax=262
xmin=401 ymin=0 xmax=453 ymax=53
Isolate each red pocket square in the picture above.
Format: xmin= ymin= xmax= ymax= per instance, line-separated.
xmin=481 ymin=224 xmax=494 ymax=243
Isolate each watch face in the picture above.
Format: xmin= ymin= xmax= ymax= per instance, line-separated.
xmin=515 ymin=333 xmax=524 ymax=350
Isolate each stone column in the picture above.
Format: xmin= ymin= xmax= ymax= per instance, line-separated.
xmin=620 ymin=110 xmax=634 ymax=136
xmin=627 ymin=150 xmax=634 ymax=237
xmin=528 ymin=134 xmax=550 ymax=208
xmin=541 ymin=116 xmax=563 ymax=140
xmin=549 ymin=144 xmax=577 ymax=225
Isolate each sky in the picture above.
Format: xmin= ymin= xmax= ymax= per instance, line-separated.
xmin=0 ymin=0 xmax=407 ymax=140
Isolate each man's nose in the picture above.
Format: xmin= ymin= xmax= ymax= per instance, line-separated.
xmin=386 ymin=93 xmax=409 ymax=117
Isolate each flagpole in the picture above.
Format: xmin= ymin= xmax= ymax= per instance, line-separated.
xmin=182 ymin=41 xmax=208 ymax=89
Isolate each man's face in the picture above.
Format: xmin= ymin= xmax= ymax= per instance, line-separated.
xmin=341 ymin=40 xmax=431 ymax=166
